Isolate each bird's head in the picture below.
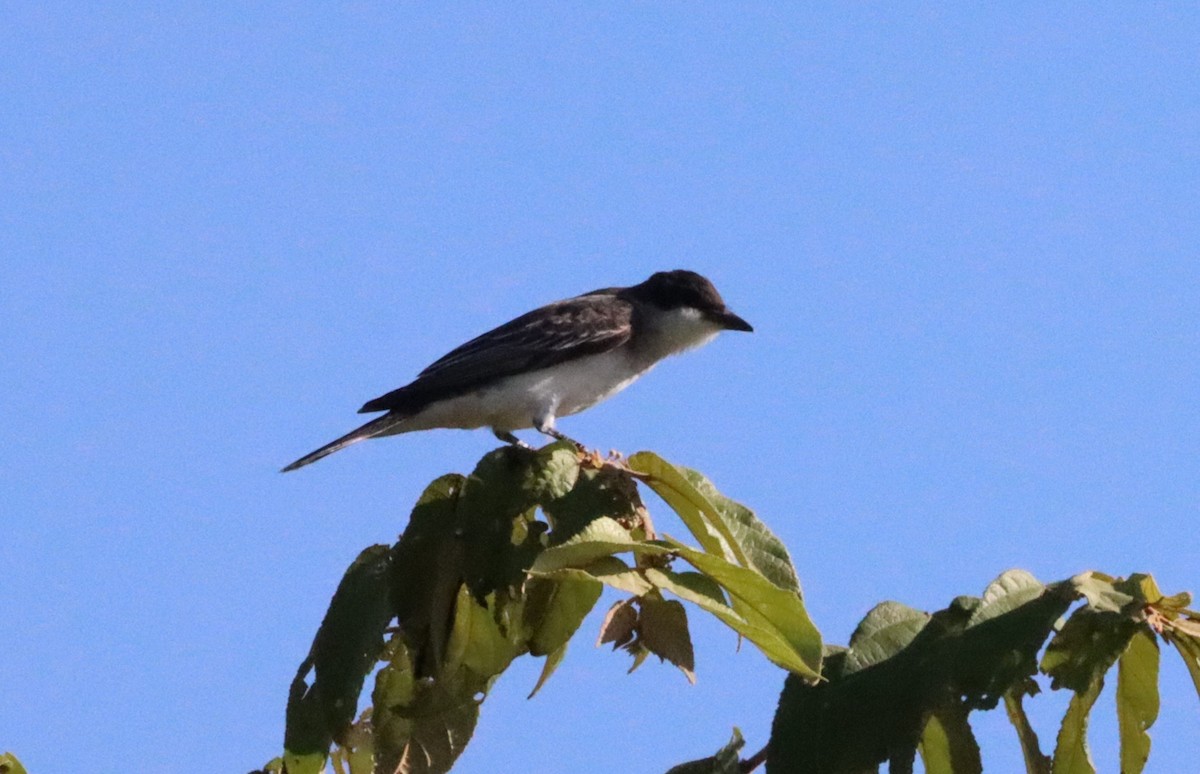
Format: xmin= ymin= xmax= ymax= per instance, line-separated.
xmin=630 ymin=270 xmax=753 ymax=333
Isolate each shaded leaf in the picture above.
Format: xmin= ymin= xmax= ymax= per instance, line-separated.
xmin=1164 ymin=623 xmax=1200 ymax=700
xmin=523 ymin=574 xmax=603 ymax=657
xmin=768 ymin=573 xmax=1072 ymax=774
xmin=527 ymin=642 xmax=568 ymax=699
xmin=1045 ymin=609 xmax=1139 ymax=774
xmin=390 ymin=474 xmax=468 ymax=677
xmin=597 ymin=598 xmax=638 ymax=649
xmin=666 ymin=727 xmax=745 ymax=774
xmin=371 ymin=638 xmax=479 ymax=774
xmin=542 ymin=461 xmax=643 ymax=544
xmin=1041 ymin=609 xmax=1139 ymax=693
xmin=455 ymin=445 xmax=571 ymax=598
xmin=844 ymin=602 xmax=930 ymax=675
xmin=1117 ymin=628 xmax=1159 ymax=774
xmin=1002 ymin=682 xmax=1050 ymax=774
xmin=283 ymin=547 xmax=394 ymax=771
xmin=918 ymin=703 xmax=982 ymax=774
xmin=639 ymin=597 xmax=697 ymax=683
xmin=311 ymin=545 xmax=394 ymax=743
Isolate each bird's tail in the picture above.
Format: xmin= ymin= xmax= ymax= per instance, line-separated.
xmin=281 ymin=413 xmax=406 ymax=472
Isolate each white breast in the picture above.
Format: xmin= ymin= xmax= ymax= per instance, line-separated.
xmin=399 ymin=349 xmax=648 ymax=433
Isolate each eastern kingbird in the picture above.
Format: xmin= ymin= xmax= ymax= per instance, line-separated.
xmin=282 ymin=269 xmax=752 ymax=472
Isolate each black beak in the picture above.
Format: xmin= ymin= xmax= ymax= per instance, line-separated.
xmin=716 ymin=310 xmax=753 ymax=332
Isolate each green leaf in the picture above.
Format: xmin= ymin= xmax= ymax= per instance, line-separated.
xmin=1003 ymin=685 xmax=1051 ymax=774
xmin=519 ymin=440 xmax=581 ymax=501
xmin=653 ymin=458 xmax=801 ymax=593
xmin=283 ymin=545 xmax=394 ymax=769
xmin=1117 ymin=628 xmax=1159 ymax=774
xmin=968 ymin=569 xmax=1046 ymax=625
xmin=667 ymin=542 xmax=822 ymax=679
xmin=529 ymin=517 xmax=667 ymax=573
xmin=523 ymin=574 xmax=603 ymax=657
xmin=444 ymin=585 xmax=521 ymax=680
xmin=627 ymin=451 xmax=746 ymax=565
xmin=1053 ymin=677 xmax=1103 ymax=774
xmin=1041 ymin=609 xmax=1139 ymax=692
xmin=918 ymin=703 xmax=982 ymax=774
xmin=371 ymin=638 xmax=480 ymax=774
xmin=0 ymin=753 xmax=29 ymax=774
xmin=311 ymin=545 xmax=394 ymax=743
xmin=455 ymin=444 xmax=575 ymax=597
xmin=1045 ymin=610 xmax=1139 ymax=774
xmin=844 ymin=602 xmax=931 ymax=676
xmin=390 ymin=474 xmax=468 ymax=676
xmin=527 ymin=642 xmax=568 ymax=699
xmin=665 ymin=727 xmax=745 ymax=774
xmin=542 ymin=461 xmax=643 ymax=544
xmin=578 ymin=556 xmax=655 ymax=596
xmin=639 ymin=597 xmax=697 ymax=683
xmin=1166 ymin=622 xmax=1200 ymax=700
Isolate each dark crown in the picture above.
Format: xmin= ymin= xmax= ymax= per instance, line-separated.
xmin=630 ymin=270 xmax=727 ymax=312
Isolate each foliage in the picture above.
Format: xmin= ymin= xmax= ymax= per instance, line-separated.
xmin=253 ymin=444 xmax=1199 ymax=774
xmin=0 ymin=753 xmax=28 ymax=774
xmin=254 ymin=443 xmax=818 ymax=774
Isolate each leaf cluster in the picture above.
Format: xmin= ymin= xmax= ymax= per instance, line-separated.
xmin=763 ymin=570 xmax=1199 ymax=774
xmin=254 ymin=443 xmax=820 ymax=774
xmin=252 ymin=444 xmax=1200 ymax=774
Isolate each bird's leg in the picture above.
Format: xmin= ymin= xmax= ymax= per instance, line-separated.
xmin=493 ymin=428 xmax=531 ymax=449
xmin=532 ymin=418 xmax=584 ymax=450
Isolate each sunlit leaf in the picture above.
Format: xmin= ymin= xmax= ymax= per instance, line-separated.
xmin=1053 ymin=677 xmax=1103 ymax=774
xmin=627 ymin=451 xmax=744 ymax=564
xmin=527 ymin=642 xmax=567 ymax=699
xmin=529 ymin=517 xmax=662 ymax=573
xmin=668 ymin=542 xmax=822 ymax=679
xmin=0 ymin=753 xmax=29 ymax=774
xmin=1117 ymin=628 xmax=1159 ymax=774
xmin=444 ymin=585 xmax=521 ymax=680
xmin=844 ymin=602 xmax=930 ymax=675
xmin=918 ymin=704 xmax=982 ymax=774
xmin=969 ymin=570 xmax=1045 ymax=625
xmin=523 ymin=574 xmax=603 ymax=657
xmin=665 ymin=460 xmax=800 ymax=593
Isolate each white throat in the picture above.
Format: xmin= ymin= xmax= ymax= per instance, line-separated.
xmin=634 ymin=306 xmax=721 ymax=364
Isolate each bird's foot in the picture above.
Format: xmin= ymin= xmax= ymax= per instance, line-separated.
xmin=493 ymin=429 xmax=532 ymax=449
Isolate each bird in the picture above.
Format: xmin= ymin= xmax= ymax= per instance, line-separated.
xmin=281 ymin=269 xmax=753 ymax=472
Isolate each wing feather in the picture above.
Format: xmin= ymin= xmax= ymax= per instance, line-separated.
xmin=358 ymin=293 xmax=633 ymax=414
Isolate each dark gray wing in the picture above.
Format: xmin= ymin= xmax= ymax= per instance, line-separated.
xmin=358 ymin=293 xmax=633 ymax=414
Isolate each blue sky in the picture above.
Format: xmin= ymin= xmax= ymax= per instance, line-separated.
xmin=2 ymin=4 xmax=1197 ymax=772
